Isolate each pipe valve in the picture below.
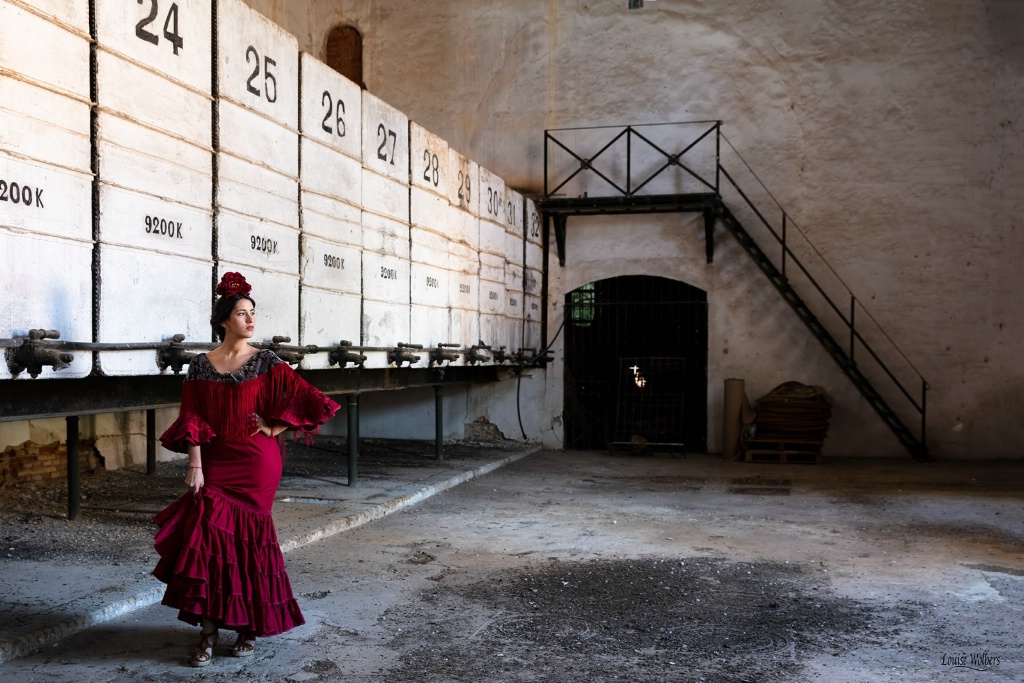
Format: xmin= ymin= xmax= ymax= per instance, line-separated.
xmin=269 ymin=336 xmax=313 ymax=365
xmin=6 ymin=329 xmax=74 ymax=378
xmin=428 ymin=343 xmax=461 ymax=368
xmin=158 ymin=334 xmax=196 ymax=375
xmin=465 ymin=342 xmax=491 ymax=366
xmin=328 ymin=340 xmax=366 ymax=369
xmin=491 ymin=345 xmax=512 ymax=365
xmin=388 ymin=342 xmax=422 ymax=367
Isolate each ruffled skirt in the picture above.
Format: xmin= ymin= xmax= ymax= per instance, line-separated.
xmin=152 ymin=435 xmax=304 ymax=636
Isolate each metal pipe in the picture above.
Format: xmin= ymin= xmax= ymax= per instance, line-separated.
xmin=66 ymin=416 xmax=80 ymax=521
xmin=146 ymin=408 xmax=156 ymax=475
xmin=346 ymin=394 xmax=358 ymax=486
xmin=434 ymin=384 xmax=444 ymax=461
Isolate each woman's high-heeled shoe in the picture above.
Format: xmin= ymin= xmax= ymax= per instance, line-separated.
xmin=231 ymin=631 xmax=256 ymax=657
xmin=190 ymin=629 xmax=218 ymax=667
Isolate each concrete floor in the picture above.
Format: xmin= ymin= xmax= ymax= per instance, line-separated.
xmin=1 ymin=449 xmax=1022 ymax=681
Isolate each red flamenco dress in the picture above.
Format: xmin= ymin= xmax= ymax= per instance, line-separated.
xmin=153 ymin=350 xmax=340 ymax=636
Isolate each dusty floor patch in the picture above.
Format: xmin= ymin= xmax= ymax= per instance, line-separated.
xmin=384 ymin=557 xmax=911 ymax=683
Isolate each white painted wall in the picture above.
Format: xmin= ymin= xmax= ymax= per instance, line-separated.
xmin=3 ymin=1 xmax=1020 ymax=461
xmin=238 ymin=0 xmax=1024 ymax=459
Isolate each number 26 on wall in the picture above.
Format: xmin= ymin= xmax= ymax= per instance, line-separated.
xmin=135 ymin=0 xmax=184 ymax=55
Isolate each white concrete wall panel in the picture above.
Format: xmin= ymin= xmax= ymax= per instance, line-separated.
xmin=410 ymin=225 xmax=449 ymax=270
xmin=361 ymin=251 xmax=410 ymax=305
xmin=215 ymin=0 xmax=298 ymax=130
xmin=217 ymin=154 xmax=298 ymax=229
xmin=0 ymin=78 xmax=90 ymax=172
xmin=299 ymin=138 xmax=361 ymax=206
xmin=448 ymin=207 xmax=479 ymax=251
xmin=449 ymin=241 xmax=479 ymax=275
xmin=449 ymin=256 xmax=478 ymax=288
xmin=0 ymin=2 xmax=89 ymax=98
xmin=478 ymin=218 xmax=506 ymax=258
xmin=479 ymin=276 xmax=504 ymax=316
xmin=477 ymin=166 xmax=505 ymax=227
xmin=298 ymin=286 xmax=360 ymax=370
xmin=361 ymin=299 xmax=410 ymax=369
xmin=97 ymin=114 xmax=211 ymax=209
xmin=14 ymin=0 xmax=89 ymax=31
xmin=0 ymin=228 xmax=92 ymax=379
xmin=97 ymin=245 xmax=210 ymax=375
xmin=217 ymin=211 xmax=298 ymax=275
xmin=95 ymin=0 xmax=211 ymax=93
xmin=410 ymin=185 xmax=448 ymax=232
xmin=410 ymin=304 xmax=449 ymax=354
xmin=301 ymin=190 xmax=360 ymax=246
xmin=0 ymin=153 xmax=91 ymax=241
xmin=361 ymin=169 xmax=409 ymax=223
xmin=449 ymin=303 xmax=479 ymax=357
xmin=504 ymin=187 xmax=523 ymax=239
xmin=410 ymin=261 xmax=448 ymax=309
xmin=98 ymin=184 xmax=212 ymax=259
xmin=299 ymin=53 xmax=361 ymax=160
xmin=525 ymin=242 xmax=543 ymax=286
xmin=524 ymin=293 xmax=542 ymax=350
xmin=96 ymin=50 xmax=211 ymax=146
xmin=480 ymin=313 xmax=511 ymax=352
xmin=505 ymin=264 xmax=523 ymax=323
xmin=218 ymin=261 xmax=298 ymax=343
xmin=361 ymin=212 xmax=409 ymax=259
xmin=218 ymin=100 xmax=297 ymax=177
xmin=410 ymin=123 xmax=449 ymax=196
xmin=505 ymin=229 xmax=524 ymax=268
xmin=299 ymin=234 xmax=360 ymax=294
xmin=361 ymin=91 xmax=408 ymax=184
xmin=479 ymin=250 xmax=505 ymax=285
xmin=448 ymin=149 xmax=477 ymax=215
xmin=525 ymin=197 xmax=541 ymax=247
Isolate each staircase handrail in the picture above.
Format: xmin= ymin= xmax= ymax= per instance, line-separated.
xmin=542 ymin=121 xmax=929 ymax=452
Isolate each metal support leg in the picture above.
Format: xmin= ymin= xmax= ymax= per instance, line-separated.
xmin=554 ymin=214 xmax=568 ymax=266
xmin=434 ymin=384 xmax=444 ymax=461
xmin=146 ymin=408 xmax=156 ymax=475
xmin=703 ymin=208 xmax=716 ymax=264
xmin=347 ymin=394 xmax=359 ymax=486
xmin=66 ymin=416 xmax=80 ymax=521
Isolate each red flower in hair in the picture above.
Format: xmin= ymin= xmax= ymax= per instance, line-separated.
xmin=216 ymin=271 xmax=252 ymax=297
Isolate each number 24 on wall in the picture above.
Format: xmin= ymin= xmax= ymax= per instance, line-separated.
xmin=135 ymin=0 xmax=184 ymax=56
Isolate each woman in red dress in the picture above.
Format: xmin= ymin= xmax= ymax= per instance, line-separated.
xmin=154 ymin=272 xmax=340 ymax=667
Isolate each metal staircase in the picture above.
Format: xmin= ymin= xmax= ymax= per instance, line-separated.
xmin=540 ymin=122 xmax=930 ymax=460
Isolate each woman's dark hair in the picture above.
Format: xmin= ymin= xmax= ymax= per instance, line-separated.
xmin=210 ymin=294 xmax=256 ymax=341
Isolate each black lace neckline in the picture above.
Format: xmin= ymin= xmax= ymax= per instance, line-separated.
xmin=186 ymin=349 xmax=283 ymax=385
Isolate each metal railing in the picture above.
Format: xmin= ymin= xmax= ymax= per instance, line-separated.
xmin=544 ymin=122 xmax=929 ymax=454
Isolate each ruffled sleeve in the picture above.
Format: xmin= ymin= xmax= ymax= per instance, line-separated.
xmin=159 ymin=377 xmax=217 ymax=453
xmin=261 ymin=362 xmax=340 ymax=442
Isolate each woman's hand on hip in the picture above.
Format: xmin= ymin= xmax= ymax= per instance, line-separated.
xmin=185 ymin=465 xmax=204 ymax=496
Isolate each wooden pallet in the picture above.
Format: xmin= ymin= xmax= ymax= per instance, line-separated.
xmin=743 ymin=439 xmax=822 ymax=464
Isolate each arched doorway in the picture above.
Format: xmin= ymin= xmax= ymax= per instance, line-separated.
xmin=563 ymin=275 xmax=708 ymax=451
xmin=325 ymin=25 xmax=364 ymax=88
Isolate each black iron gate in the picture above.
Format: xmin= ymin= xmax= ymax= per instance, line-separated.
xmin=563 ymin=275 xmax=708 ymax=451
